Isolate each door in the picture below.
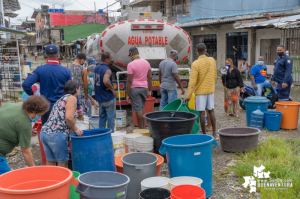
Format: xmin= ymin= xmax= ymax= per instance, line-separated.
xmin=226 ymin=32 xmax=248 ymax=67
xmin=193 ymin=34 xmax=217 ymax=61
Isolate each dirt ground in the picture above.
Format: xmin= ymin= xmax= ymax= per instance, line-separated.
xmin=6 ymin=61 xmax=300 ymax=198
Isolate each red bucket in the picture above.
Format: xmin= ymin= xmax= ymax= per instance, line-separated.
xmin=133 ymin=97 xmax=156 ymax=126
xmin=171 ymin=185 xmax=206 ymax=199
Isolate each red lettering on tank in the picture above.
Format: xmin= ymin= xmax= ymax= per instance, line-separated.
xmin=161 ymin=37 xmax=164 ymax=45
xmin=139 ymin=36 xmax=142 ymax=45
xmin=128 ymin=37 xmax=131 ymax=45
xmin=152 ymin=36 xmax=155 ymax=44
xmin=158 ymin=37 xmax=162 ymax=45
xmin=149 ymin=37 xmax=152 ymax=44
xmin=145 ymin=37 xmax=149 ymax=45
xmin=165 ymin=37 xmax=168 ymax=45
xmin=155 ymin=37 xmax=158 ymax=45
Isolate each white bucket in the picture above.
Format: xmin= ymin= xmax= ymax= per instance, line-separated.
xmin=124 ymin=133 xmax=142 ymax=153
xmin=141 ymin=177 xmax=170 ymax=190
xmin=91 ymin=104 xmax=99 ymax=116
xmin=169 ymin=176 xmax=203 ymax=190
xmin=134 ymin=136 xmax=154 ymax=144
xmin=116 ymin=110 xmax=127 ymax=127
xmin=134 ymin=136 xmax=154 ymax=152
xmin=75 ymin=116 xmax=90 ymax=130
xmin=111 ymin=131 xmax=127 ymax=157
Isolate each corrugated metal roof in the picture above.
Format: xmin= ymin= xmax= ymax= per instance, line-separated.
xmin=235 ymin=14 xmax=300 ymax=29
xmin=129 ymin=0 xmax=161 ymax=8
xmin=3 ymin=0 xmax=20 ymax=11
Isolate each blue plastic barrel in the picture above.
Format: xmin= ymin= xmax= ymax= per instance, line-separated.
xmin=26 ymin=62 xmax=32 ymax=68
xmin=242 ymin=96 xmax=271 ymax=126
xmin=263 ymin=111 xmax=282 ymax=131
xmin=159 ymin=134 xmax=217 ymax=198
xmin=70 ymin=129 xmax=116 ymax=174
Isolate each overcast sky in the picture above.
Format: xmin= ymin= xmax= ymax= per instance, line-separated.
xmin=10 ymin=0 xmax=121 ymax=25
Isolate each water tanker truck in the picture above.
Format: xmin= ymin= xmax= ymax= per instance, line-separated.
xmin=84 ymin=13 xmax=191 ymax=105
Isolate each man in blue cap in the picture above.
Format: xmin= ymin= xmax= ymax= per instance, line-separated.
xmin=22 ymin=44 xmax=83 ymax=124
xmin=87 ymin=57 xmax=98 ymax=66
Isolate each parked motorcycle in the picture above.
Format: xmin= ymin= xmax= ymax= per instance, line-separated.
xmin=239 ymin=77 xmax=293 ymax=110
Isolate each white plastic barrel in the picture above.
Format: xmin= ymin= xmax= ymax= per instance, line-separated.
xmin=169 ymin=176 xmax=203 ymax=190
xmin=116 ymin=110 xmax=127 ymax=127
xmin=141 ymin=177 xmax=170 ymax=190
xmin=75 ymin=116 xmax=90 ymax=130
xmin=111 ymin=131 xmax=127 ymax=157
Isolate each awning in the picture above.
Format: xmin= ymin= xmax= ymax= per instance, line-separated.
xmin=235 ymin=14 xmax=300 ymax=29
xmin=0 ymin=26 xmax=35 ymax=36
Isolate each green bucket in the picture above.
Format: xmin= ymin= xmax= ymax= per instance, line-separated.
xmin=70 ymin=171 xmax=80 ymax=199
xmin=162 ymin=99 xmax=200 ymax=134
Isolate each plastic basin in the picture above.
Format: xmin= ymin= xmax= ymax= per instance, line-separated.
xmin=263 ymin=111 xmax=282 ymax=131
xmin=115 ymin=153 xmax=164 ymax=176
xmin=133 ymin=97 xmax=156 ymax=126
xmin=169 ymin=176 xmax=203 ymax=190
xmin=141 ymin=177 xmax=169 ymax=190
xmin=162 ymin=99 xmax=200 ymax=134
xmin=159 ymin=134 xmax=217 ymax=198
xmin=218 ymin=127 xmax=261 ymax=152
xmin=70 ymin=129 xmax=116 ymax=174
xmin=0 ymin=166 xmax=78 ymax=199
xmin=275 ymin=101 xmax=300 ymax=129
xmin=144 ymin=111 xmax=198 ymax=154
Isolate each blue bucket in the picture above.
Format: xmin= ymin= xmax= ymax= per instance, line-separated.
xmin=159 ymin=134 xmax=217 ymax=198
xmin=26 ymin=62 xmax=32 ymax=68
xmin=242 ymin=96 xmax=271 ymax=126
xmin=70 ymin=129 xmax=116 ymax=174
xmin=263 ymin=111 xmax=282 ymax=131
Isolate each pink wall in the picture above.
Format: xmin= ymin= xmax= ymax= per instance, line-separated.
xmin=51 ymin=13 xmax=107 ymax=27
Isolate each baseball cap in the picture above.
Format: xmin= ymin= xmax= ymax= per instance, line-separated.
xmin=88 ymin=57 xmax=97 ymax=64
xmin=45 ymin=44 xmax=59 ymax=55
xmin=128 ymin=47 xmax=138 ymax=56
xmin=170 ymin=50 xmax=178 ymax=57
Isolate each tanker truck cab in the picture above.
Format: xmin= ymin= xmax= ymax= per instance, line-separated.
xmin=86 ymin=12 xmax=191 ymax=105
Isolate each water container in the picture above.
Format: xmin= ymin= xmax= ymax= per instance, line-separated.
xmin=111 ymin=131 xmax=126 ymax=157
xmin=242 ymin=96 xmax=271 ymax=126
xmin=70 ymin=129 xmax=116 ymax=174
xmin=250 ymin=108 xmax=264 ymax=130
xmin=159 ymin=134 xmax=217 ymax=198
xmin=140 ymin=188 xmax=171 ymax=199
xmin=263 ymin=111 xmax=282 ymax=131
xmin=75 ymin=116 xmax=90 ymax=130
xmin=141 ymin=177 xmax=169 ymax=190
xmin=116 ymin=110 xmax=127 ymax=127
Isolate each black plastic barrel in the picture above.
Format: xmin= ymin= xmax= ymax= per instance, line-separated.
xmin=140 ymin=188 xmax=171 ymax=199
xmin=144 ymin=111 xmax=197 ymax=153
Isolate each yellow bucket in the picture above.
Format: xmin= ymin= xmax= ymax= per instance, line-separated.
xmin=133 ymin=129 xmax=150 ymax=137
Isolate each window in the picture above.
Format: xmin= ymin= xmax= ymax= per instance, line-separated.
xmin=260 ymin=39 xmax=280 ymax=65
xmin=193 ymin=34 xmax=217 ymax=60
xmin=60 ymin=29 xmax=65 ymax=41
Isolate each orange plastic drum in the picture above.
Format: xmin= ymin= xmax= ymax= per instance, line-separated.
xmin=115 ymin=153 xmax=164 ymax=176
xmin=0 ymin=166 xmax=78 ymax=199
xmin=275 ymin=101 xmax=300 ymax=129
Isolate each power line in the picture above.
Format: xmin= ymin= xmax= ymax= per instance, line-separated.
xmin=277 ymin=0 xmax=289 ymax=27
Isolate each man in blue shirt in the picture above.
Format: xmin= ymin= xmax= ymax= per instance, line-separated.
xmin=251 ymin=56 xmax=271 ymax=96
xmin=94 ymin=52 xmax=116 ymax=132
xmin=272 ymin=45 xmax=293 ymax=101
xmin=22 ymin=44 xmax=83 ymax=124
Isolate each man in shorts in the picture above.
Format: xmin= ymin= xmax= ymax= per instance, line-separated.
xmin=184 ymin=43 xmax=218 ymax=140
xmin=126 ymin=47 xmax=152 ymax=129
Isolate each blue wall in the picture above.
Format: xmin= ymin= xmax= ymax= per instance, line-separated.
xmin=178 ymin=0 xmax=300 ymax=23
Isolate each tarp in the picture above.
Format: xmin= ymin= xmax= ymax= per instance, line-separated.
xmin=0 ymin=25 xmax=34 ymax=36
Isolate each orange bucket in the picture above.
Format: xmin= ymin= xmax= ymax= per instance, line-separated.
xmin=275 ymin=101 xmax=300 ymax=129
xmin=171 ymin=185 xmax=206 ymax=199
xmin=0 ymin=166 xmax=78 ymax=199
xmin=115 ymin=153 xmax=164 ymax=176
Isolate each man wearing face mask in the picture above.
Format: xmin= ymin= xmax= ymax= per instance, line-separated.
xmin=23 ymin=44 xmax=83 ymax=125
xmin=158 ymin=50 xmax=185 ymax=111
xmin=272 ymin=45 xmax=293 ymax=101
xmin=250 ymin=56 xmax=272 ymax=96
xmin=94 ymin=52 xmax=116 ymax=132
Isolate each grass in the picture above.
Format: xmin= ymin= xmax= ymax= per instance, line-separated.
xmin=232 ymin=137 xmax=300 ymax=199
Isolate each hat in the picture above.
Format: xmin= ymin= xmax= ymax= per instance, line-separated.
xmin=170 ymin=50 xmax=178 ymax=57
xmin=45 ymin=44 xmax=59 ymax=55
xmin=87 ymin=57 xmax=97 ymax=64
xmin=128 ymin=47 xmax=138 ymax=56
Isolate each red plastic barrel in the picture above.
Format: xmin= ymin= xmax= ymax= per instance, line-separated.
xmin=171 ymin=185 xmax=206 ymax=199
xmin=0 ymin=166 xmax=78 ymax=199
xmin=133 ymin=97 xmax=156 ymax=127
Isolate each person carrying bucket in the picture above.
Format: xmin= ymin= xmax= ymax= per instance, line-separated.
xmin=0 ymin=96 xmax=50 ymax=175
xmin=184 ymin=43 xmax=218 ymax=140
xmin=40 ymin=80 xmax=83 ymax=168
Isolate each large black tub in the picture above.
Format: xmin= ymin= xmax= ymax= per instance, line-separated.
xmin=218 ymin=127 xmax=261 ymax=152
xmin=144 ymin=111 xmax=197 ymax=153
